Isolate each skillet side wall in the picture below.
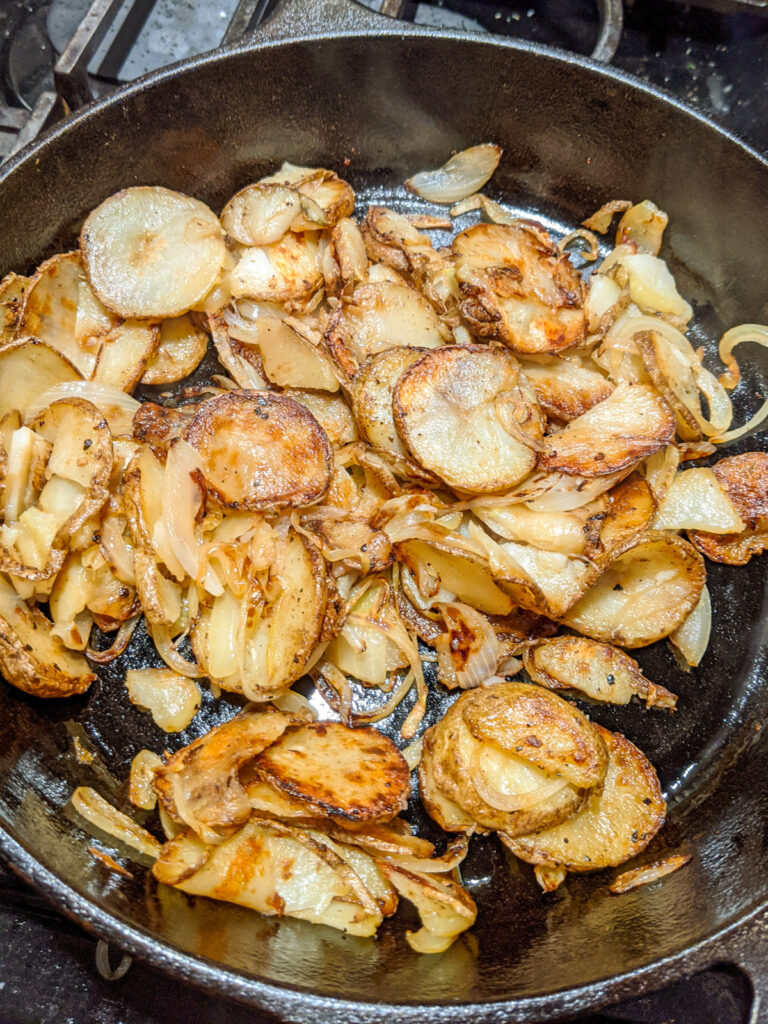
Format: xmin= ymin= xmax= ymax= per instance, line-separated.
xmin=0 ymin=32 xmax=767 ymax=1017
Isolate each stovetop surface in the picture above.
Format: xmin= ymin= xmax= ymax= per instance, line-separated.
xmin=0 ymin=1 xmax=766 ymax=1022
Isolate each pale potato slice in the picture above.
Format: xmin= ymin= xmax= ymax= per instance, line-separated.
xmin=539 ymin=383 xmax=675 ymax=476
xmin=323 ymin=217 xmax=368 ymax=296
xmin=653 ymin=467 xmax=745 ymax=533
xmin=325 ymin=281 xmax=446 ymax=379
xmin=634 ymin=330 xmax=702 ymax=441
xmin=230 ymin=231 xmax=323 ymax=305
xmin=689 ymin=452 xmax=768 ymax=565
xmin=352 ymin=347 xmax=430 ymax=461
xmin=460 ymin=682 xmax=609 ymax=789
xmin=282 ymin=389 xmax=357 ymax=447
xmin=91 ymin=319 xmax=160 ymax=392
xmin=393 ymin=346 xmax=539 ymax=492
xmin=454 ymin=222 xmax=586 ymax=354
xmin=140 ymin=315 xmax=209 ymax=385
xmin=81 ymin=186 xmax=226 ymax=319
xmin=378 ymin=862 xmax=477 ymax=953
xmin=523 ymin=637 xmax=677 ymax=709
xmin=185 ymin=390 xmax=332 ymax=510
xmin=291 ymin=169 xmax=355 ymax=227
xmin=255 ymin=721 xmax=410 ymax=823
xmin=232 ymin=316 xmax=339 ymax=392
xmin=207 ymin=313 xmax=268 ymax=390
xmin=0 ymin=573 xmax=95 ymax=697
xmin=562 ymin=534 xmax=706 ymax=647
xmin=125 ymin=667 xmax=202 ymax=732
xmin=155 ymin=819 xmax=384 ymax=936
xmin=502 ymin=726 xmax=666 ymax=871
xmin=220 ymin=184 xmax=305 ymax=245
xmin=395 ymin=538 xmax=515 ymax=615
xmin=518 ymin=355 xmax=612 ymax=421
xmin=154 ymin=708 xmax=300 ymax=840
xmin=17 ymin=253 xmax=100 ymax=377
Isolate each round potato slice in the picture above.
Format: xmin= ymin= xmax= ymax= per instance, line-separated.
xmin=352 ymin=346 xmax=431 ymax=460
xmin=393 ymin=345 xmax=539 ymax=492
xmin=185 ymin=390 xmax=332 ymax=510
xmin=221 ymin=184 xmax=304 ymax=246
xmin=283 ymin=389 xmax=358 ymax=448
xmin=418 ymin=726 xmax=477 ymax=833
xmin=562 ymin=533 xmax=706 ymax=647
xmin=395 ymin=537 xmax=515 ymax=616
xmin=81 ymin=186 xmax=226 ymax=319
xmin=502 ymin=725 xmax=666 ymax=871
xmin=255 ymin=721 xmax=410 ymax=823
xmin=230 ymin=231 xmax=322 ymax=305
xmin=141 ymin=314 xmax=209 ymax=385
xmin=0 ymin=339 xmax=81 ymax=420
xmin=689 ymin=452 xmax=768 ymax=565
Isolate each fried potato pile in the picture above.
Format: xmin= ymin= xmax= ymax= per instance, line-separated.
xmin=5 ymin=147 xmax=766 ymax=947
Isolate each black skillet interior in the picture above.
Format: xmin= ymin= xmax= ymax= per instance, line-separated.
xmin=0 ymin=28 xmax=768 ymax=1023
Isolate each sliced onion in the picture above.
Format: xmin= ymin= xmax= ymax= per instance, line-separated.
xmin=470 ymin=746 xmax=569 ymax=812
xmin=710 ymin=324 xmax=768 ymax=442
xmin=71 ymin=786 xmax=161 ymax=858
xmin=401 ymin=736 xmax=423 ymax=771
xmin=99 ymin=516 xmax=136 ymax=585
xmin=161 ymin=440 xmax=204 ymax=581
xmin=87 ymin=614 xmax=141 ymax=664
xmin=148 ymin=622 xmax=203 ymax=678
xmin=26 ymin=381 xmax=141 ymax=435
xmin=581 ymin=199 xmax=632 ymax=234
xmin=405 ymin=144 xmax=502 ymax=204
xmin=270 ymin=688 xmax=318 ymax=720
xmin=436 ymin=601 xmax=500 ymax=689
xmin=670 ymin=585 xmax=711 ymax=667
xmin=558 ymin=228 xmax=599 ymax=262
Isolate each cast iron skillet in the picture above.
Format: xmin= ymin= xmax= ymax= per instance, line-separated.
xmin=1 ymin=1 xmax=768 ymax=1020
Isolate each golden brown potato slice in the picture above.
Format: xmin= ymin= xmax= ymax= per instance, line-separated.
xmin=502 ymin=725 xmax=665 ymax=871
xmin=393 ymin=346 xmax=540 ymax=492
xmin=228 ymin=316 xmax=339 ymax=392
xmin=131 ymin=402 xmax=195 ymax=451
xmin=323 ymin=217 xmax=368 ymax=296
xmin=91 ymin=320 xmax=160 ymax=392
xmin=539 ymin=383 xmax=675 ymax=477
xmin=185 ymin=390 xmax=332 ymax=511
xmin=653 ymin=467 xmax=745 ymax=534
xmin=220 ymin=184 xmax=305 ymax=245
xmin=325 ymin=280 xmax=446 ymax=379
xmin=418 ymin=727 xmax=477 ymax=833
xmin=81 ymin=186 xmax=226 ymax=319
xmin=562 ymin=534 xmax=705 ymax=647
xmin=689 ymin=452 xmax=768 ymax=564
xmin=282 ymin=389 xmax=357 ymax=447
xmin=0 ymin=573 xmax=95 ymax=697
xmin=523 ymin=637 xmax=677 ymax=709
xmin=141 ymin=315 xmax=209 ymax=385
xmin=518 ymin=354 xmax=612 ymax=421
xmin=230 ymin=231 xmax=323 ymax=306
xmin=155 ymin=818 xmax=385 ymax=937
xmin=154 ymin=708 xmax=300 ymax=841
xmin=255 ymin=721 xmax=410 ymax=823
xmin=395 ymin=537 xmax=515 ymax=615
xmin=461 ymin=682 xmax=609 ymax=789
xmin=0 ymin=272 xmax=28 ymax=344
xmin=300 ymin=515 xmax=392 ymax=574
xmin=291 ymin=168 xmax=355 ymax=227
xmin=17 ymin=253 xmax=102 ymax=377
xmin=352 ymin=347 xmax=432 ymax=462
xmin=454 ymin=222 xmax=586 ymax=354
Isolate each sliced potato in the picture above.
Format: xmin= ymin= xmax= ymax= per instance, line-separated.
xmin=395 ymin=538 xmax=515 ymax=615
xmin=300 ymin=515 xmax=392 ymax=574
xmin=689 ymin=452 xmax=768 ymax=564
xmin=562 ymin=534 xmax=706 ymax=647
xmin=221 ymin=184 xmax=304 ymax=246
xmin=323 ymin=217 xmax=368 ymax=296
xmin=523 ymin=637 xmax=677 ymax=709
xmin=282 ymin=389 xmax=357 ymax=447
xmin=519 ymin=355 xmax=612 ymax=421
xmin=325 ymin=281 xmax=446 ymax=379
xmin=153 ymin=708 xmax=300 ymax=840
xmin=125 ymin=667 xmax=202 ymax=732
xmin=378 ymin=862 xmax=477 ymax=953
xmin=132 ymin=402 xmax=195 ymax=450
xmin=129 ymin=749 xmax=162 ymax=810
xmin=454 ymin=222 xmax=586 ymax=354
xmin=653 ymin=467 xmax=745 ymax=533
xmin=352 ymin=347 xmax=430 ymax=461
xmin=230 ymin=316 xmax=339 ymax=392
xmin=91 ymin=319 xmax=160 ymax=392
xmin=539 ymin=383 xmax=675 ymax=476
xmin=291 ymin=168 xmax=355 ymax=227
xmin=393 ymin=346 xmax=539 ymax=492
xmin=418 ymin=728 xmax=477 ymax=833
xmin=255 ymin=721 xmax=410 ymax=822
xmin=207 ymin=313 xmax=268 ymax=390
xmin=81 ymin=186 xmax=226 ymax=319
xmin=0 ymin=573 xmax=95 ymax=697
xmin=0 ymin=272 xmax=28 ymax=344
xmin=141 ymin=315 xmax=209 ymax=385
xmin=185 ymin=390 xmax=332 ymax=510
xmin=230 ymin=231 xmax=323 ymax=306
xmin=502 ymin=726 xmax=665 ymax=871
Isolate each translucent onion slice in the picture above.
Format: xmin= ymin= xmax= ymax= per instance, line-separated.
xmin=436 ymin=601 xmax=500 ymax=689
xmin=669 ymin=585 xmax=711 ymax=667
xmin=470 ymin=744 xmax=569 ymax=812
xmin=71 ymin=786 xmax=161 ymax=858
xmin=405 ymin=144 xmax=502 ymax=204
xmin=125 ymin=667 xmax=201 ymax=732
xmin=712 ymin=324 xmax=768 ymax=442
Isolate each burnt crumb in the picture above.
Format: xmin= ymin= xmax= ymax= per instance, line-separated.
xmin=643 ymin=797 xmax=652 ymax=805
xmin=631 ymin=830 xmax=639 ymax=842
xmin=83 ymin=439 xmax=93 ymax=450
xmin=96 ymin=419 xmax=107 ymax=430
xmin=525 ymin=736 xmax=543 ymax=748
xmin=606 ymin=674 xmax=615 ymax=686
xmin=613 ymin=583 xmax=623 ymax=592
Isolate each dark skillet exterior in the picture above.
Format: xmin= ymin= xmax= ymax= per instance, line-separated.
xmin=1 ymin=17 xmax=768 ymax=1022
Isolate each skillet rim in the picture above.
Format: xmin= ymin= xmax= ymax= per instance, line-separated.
xmin=0 ymin=26 xmax=766 ymax=1020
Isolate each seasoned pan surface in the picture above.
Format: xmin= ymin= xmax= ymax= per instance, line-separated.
xmin=1 ymin=27 xmax=768 ymax=1022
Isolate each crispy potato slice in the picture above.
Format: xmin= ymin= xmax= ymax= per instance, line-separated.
xmin=523 ymin=637 xmax=677 ymax=709
xmin=255 ymin=721 xmax=410 ymax=823
xmin=352 ymin=347 xmax=431 ymax=462
xmin=17 ymin=253 xmax=102 ymax=377
xmin=282 ymin=389 xmax=357 ymax=447
xmin=418 ymin=727 xmax=477 ymax=833
xmin=539 ymin=383 xmax=675 ymax=476
xmin=325 ymin=281 xmax=446 ymax=379
xmin=91 ymin=319 xmax=160 ymax=392
xmin=155 ymin=818 xmax=385 ymax=936
xmin=519 ymin=355 xmax=612 ymax=421
xmin=323 ymin=217 xmax=368 ymax=296
xmin=125 ymin=667 xmax=202 ymax=732
xmin=393 ymin=346 xmax=540 ymax=492
xmin=395 ymin=538 xmax=515 ymax=615
xmin=221 ymin=184 xmax=305 ymax=245
xmin=653 ymin=467 xmax=745 ymax=533
xmin=81 ymin=186 xmax=226 ymax=319
xmin=425 ymin=698 xmax=587 ymax=835
xmin=141 ymin=315 xmax=209 ymax=385
xmin=230 ymin=316 xmax=340 ymax=392
xmin=185 ymin=390 xmax=332 ymax=510
xmin=0 ymin=272 xmax=28 ymax=344
xmin=154 ymin=708 xmax=300 ymax=840
xmin=454 ymin=222 xmax=586 ymax=354
xmin=230 ymin=231 xmax=323 ymax=306
xmin=461 ymin=682 xmax=609 ymax=789
xmin=562 ymin=534 xmax=705 ymax=647
xmin=0 ymin=573 xmax=94 ymax=697
xmin=689 ymin=452 xmax=768 ymax=564
xmin=132 ymin=402 xmax=195 ymax=451
xmin=300 ymin=515 xmax=393 ymax=574
xmin=502 ymin=726 xmax=665 ymax=871
xmin=291 ymin=168 xmax=355 ymax=227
